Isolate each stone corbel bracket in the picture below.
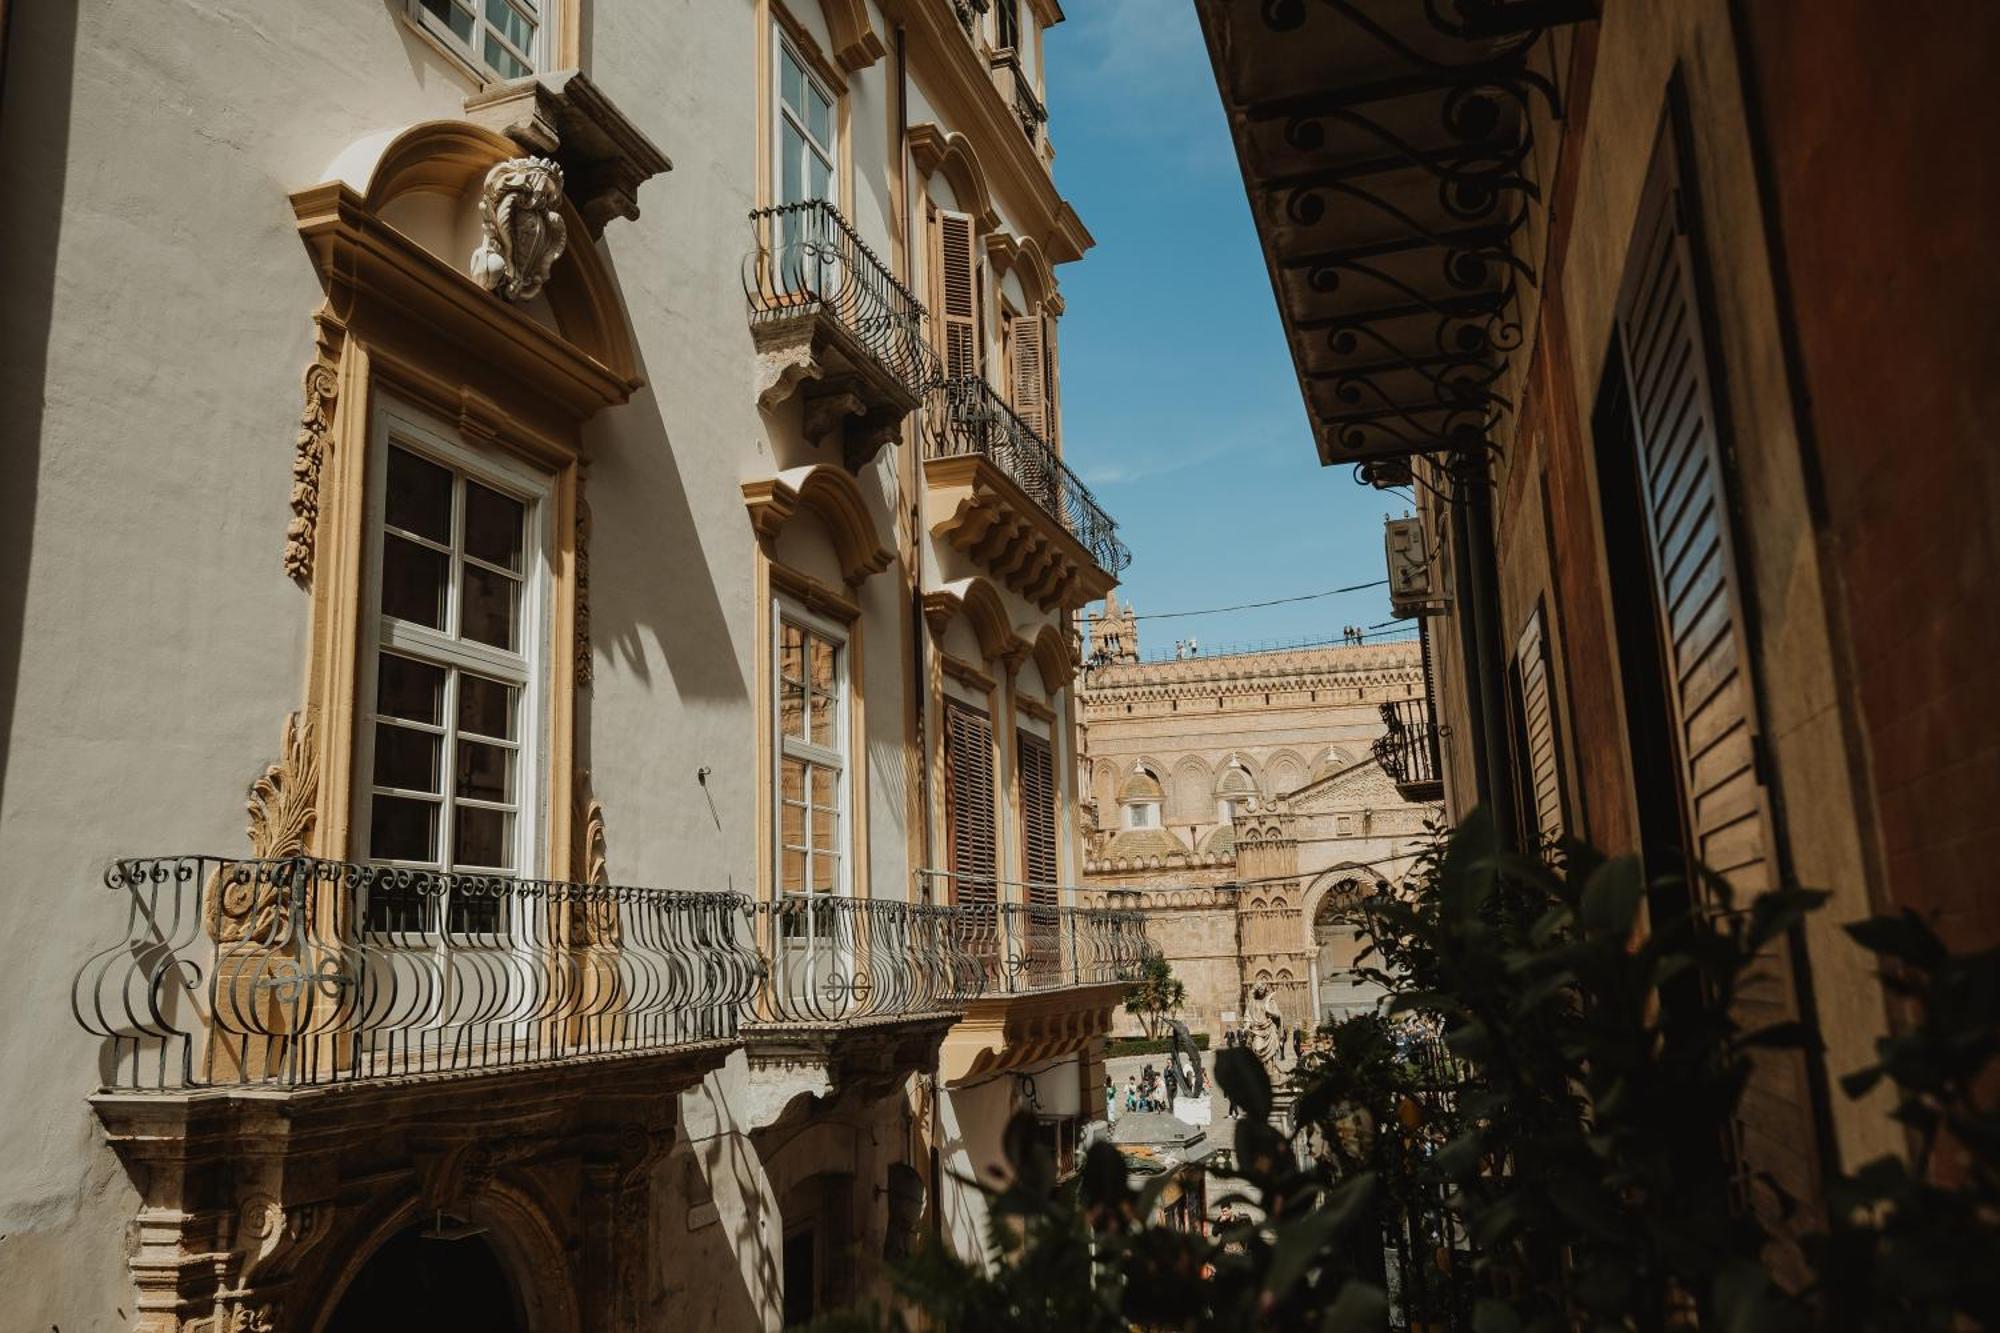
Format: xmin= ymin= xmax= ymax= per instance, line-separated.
xmin=465 ymin=70 xmax=672 ymax=236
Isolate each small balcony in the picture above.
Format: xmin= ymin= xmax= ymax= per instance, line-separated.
xmin=73 ymin=854 xmax=758 ymax=1093
xmin=912 ymin=872 xmax=1157 ymax=1084
xmin=1374 ymin=698 xmax=1445 ymax=802
xmin=923 ymin=376 xmax=1129 ymax=609
xmin=746 ymin=200 xmax=936 ymax=469
xmin=990 ymin=50 xmax=1049 ymax=152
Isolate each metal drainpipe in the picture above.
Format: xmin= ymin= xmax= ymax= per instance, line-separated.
xmin=1447 ymin=474 xmax=1493 ymax=814
xmin=1457 ymin=451 xmax=1519 ymax=846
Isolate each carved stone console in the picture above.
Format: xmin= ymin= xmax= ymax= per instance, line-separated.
xmin=740 ymin=1016 xmax=957 ymax=1133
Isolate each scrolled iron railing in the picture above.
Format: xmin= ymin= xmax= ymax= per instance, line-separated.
xmin=1373 ymin=698 xmax=1443 ymax=796
xmin=745 ymin=199 xmax=936 ymax=400
xmin=912 ymin=871 xmax=1157 ymax=995
xmin=924 ymin=375 xmax=1131 ymax=576
xmin=751 ymin=893 xmax=986 ymax=1023
xmin=71 ymin=855 xmax=761 ymax=1091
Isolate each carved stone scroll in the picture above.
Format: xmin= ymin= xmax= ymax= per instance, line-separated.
xmin=284 ymin=359 xmax=339 ymax=586
xmin=470 ymin=157 xmax=569 ymax=302
xmin=206 ymin=710 xmax=319 ymax=944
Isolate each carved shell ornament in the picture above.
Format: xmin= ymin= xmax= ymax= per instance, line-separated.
xmin=470 ymin=156 xmax=568 ymax=302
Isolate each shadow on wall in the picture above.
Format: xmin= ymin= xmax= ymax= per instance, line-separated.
xmin=0 ymin=0 xmax=77 ymax=816
xmin=671 ymin=1070 xmax=783 ymax=1331
xmin=584 ymin=329 xmax=747 ymax=705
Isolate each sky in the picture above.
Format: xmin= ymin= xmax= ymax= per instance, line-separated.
xmin=1044 ymin=1 xmax=1410 ymax=657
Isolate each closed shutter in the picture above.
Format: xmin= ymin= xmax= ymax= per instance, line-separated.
xmin=1008 ymin=314 xmax=1048 ymax=438
xmin=1509 ymin=603 xmax=1566 ymax=849
xmin=1614 ymin=122 xmax=1819 ymax=1218
xmin=933 ymin=210 xmax=980 ymax=381
xmin=1018 ymin=730 xmax=1058 ymax=905
xmin=944 ymin=700 xmax=996 ymax=903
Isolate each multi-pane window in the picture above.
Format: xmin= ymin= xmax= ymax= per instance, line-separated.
xmin=995 ymin=0 xmax=1020 ymax=52
xmin=777 ymin=610 xmax=847 ymax=900
xmin=363 ymin=433 xmax=546 ymax=930
xmin=777 ymin=37 xmax=836 ymax=209
xmin=412 ymin=0 xmax=542 ymax=81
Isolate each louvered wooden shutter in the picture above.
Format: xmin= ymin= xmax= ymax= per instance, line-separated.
xmin=933 ymin=210 xmax=980 ymax=381
xmin=1008 ymin=314 xmax=1048 ymax=438
xmin=1510 ymin=603 xmax=1566 ymax=849
xmin=1615 ymin=122 xmax=1819 ymax=1217
xmin=944 ymin=700 xmax=996 ymax=903
xmin=1018 ymin=731 xmax=1058 ymax=905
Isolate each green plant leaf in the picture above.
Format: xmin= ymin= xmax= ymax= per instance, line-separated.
xmin=1215 ymin=1046 xmax=1272 ymax=1123
xmin=1263 ymin=1173 xmax=1376 ymax=1302
xmin=1580 ymin=856 xmax=1645 ymax=938
xmin=1319 ymin=1280 xmax=1389 ymax=1333
xmin=1845 ymin=912 xmax=1947 ymax=968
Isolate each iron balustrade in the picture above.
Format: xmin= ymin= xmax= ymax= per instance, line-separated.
xmin=751 ymin=893 xmax=987 ymax=1023
xmin=71 ymin=855 xmax=761 ymax=1091
xmin=994 ymin=51 xmax=1048 ymax=146
xmin=924 ymin=375 xmax=1131 ymax=576
xmin=745 ymin=199 xmax=935 ymax=401
xmin=912 ymin=870 xmax=1157 ymax=995
xmin=1373 ymin=697 xmax=1443 ymax=796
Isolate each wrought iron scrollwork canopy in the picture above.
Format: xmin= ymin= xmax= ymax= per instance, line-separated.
xmin=1199 ymin=0 xmax=1596 ymax=469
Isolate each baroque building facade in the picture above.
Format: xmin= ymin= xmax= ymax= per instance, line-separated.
xmin=1077 ymin=599 xmax=1439 ymax=1036
xmin=0 ymin=2 xmax=1149 ymax=1330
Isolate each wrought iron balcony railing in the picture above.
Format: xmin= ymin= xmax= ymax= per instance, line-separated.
xmin=72 ymin=855 xmax=760 ymax=1091
xmin=751 ymin=893 xmax=987 ymax=1023
xmin=746 ymin=199 xmax=935 ymax=400
xmin=1373 ymin=698 xmax=1444 ymax=800
xmin=913 ymin=871 xmax=1157 ymax=995
xmin=993 ymin=50 xmax=1048 ymax=146
xmin=924 ymin=375 xmax=1131 ymax=576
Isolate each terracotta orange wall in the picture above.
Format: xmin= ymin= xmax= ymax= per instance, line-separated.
xmin=1736 ymin=0 xmax=2000 ymax=946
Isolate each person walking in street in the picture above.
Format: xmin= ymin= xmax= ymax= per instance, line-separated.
xmin=1105 ymin=1074 xmax=1117 ymax=1122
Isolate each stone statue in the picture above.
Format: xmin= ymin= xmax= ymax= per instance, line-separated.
xmin=471 ymin=156 xmax=568 ymax=302
xmin=1167 ymin=1017 xmax=1205 ymax=1097
xmin=1242 ymin=983 xmax=1288 ymax=1079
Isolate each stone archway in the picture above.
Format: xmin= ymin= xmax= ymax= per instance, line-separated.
xmin=1308 ymin=874 xmax=1382 ymax=1024
xmin=323 ymin=1220 xmax=524 ymax=1332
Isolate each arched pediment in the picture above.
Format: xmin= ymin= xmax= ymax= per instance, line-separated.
xmin=821 ymin=0 xmax=887 ymax=73
xmin=1013 ymin=237 xmax=1059 ymax=313
xmin=923 ymin=576 xmax=1024 ymax=663
xmin=908 ymin=123 xmax=1000 ymax=231
xmin=1021 ymin=622 xmax=1075 ymax=692
xmin=743 ymin=463 xmax=895 ymax=585
xmin=295 ymin=120 xmax=639 ymax=412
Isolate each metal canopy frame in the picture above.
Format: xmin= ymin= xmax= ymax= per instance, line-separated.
xmin=1199 ymin=0 xmax=1596 ymax=472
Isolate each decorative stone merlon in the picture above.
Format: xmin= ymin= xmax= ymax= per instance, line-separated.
xmin=465 ymin=70 xmax=672 ymax=236
xmin=471 ymin=157 xmax=568 ymax=301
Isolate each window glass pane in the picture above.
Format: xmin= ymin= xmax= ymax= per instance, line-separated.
xmin=420 ymin=0 xmax=475 ymax=44
xmin=809 ymin=636 xmax=837 ymax=697
xmin=811 ymin=853 xmax=838 ymax=894
xmin=382 ymin=535 xmax=449 ymax=629
xmin=781 ymin=847 xmax=807 ymax=895
xmin=459 ymin=673 xmax=517 ymax=741
xmin=780 ymin=755 xmax=805 ymax=805
xmin=811 ymin=806 xmax=837 ymax=854
xmin=781 ymin=796 xmax=806 ymax=851
xmin=457 ymin=739 xmax=513 ymax=803
xmin=485 ymin=0 xmax=535 ymax=57
xmin=378 ymin=653 xmax=445 ymax=724
xmin=811 ymin=764 xmax=837 ymax=812
xmin=454 ymin=803 xmax=512 ymax=869
xmin=483 ymin=31 xmax=531 ymax=78
xmin=808 ymin=686 xmax=835 ymax=748
xmin=807 ymin=85 xmax=832 ymax=150
xmin=780 ymin=46 xmax=805 ymax=115
xmin=807 ymin=151 xmax=831 ymax=204
xmin=374 ymin=723 xmax=442 ymax=793
xmin=781 ymin=123 xmax=805 ymax=206
xmin=386 ymin=447 xmax=453 ymax=543
xmin=464 ymin=480 xmax=525 ymax=572
xmin=372 ymin=794 xmax=440 ymax=862
xmin=460 ymin=564 xmax=519 ymax=650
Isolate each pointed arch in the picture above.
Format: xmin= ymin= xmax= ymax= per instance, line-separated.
xmin=908 ymin=123 xmax=1000 ymax=231
xmin=742 ymin=463 xmax=894 ymax=584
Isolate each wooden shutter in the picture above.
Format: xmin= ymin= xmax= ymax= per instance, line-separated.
xmin=1509 ymin=603 xmax=1566 ymax=849
xmin=944 ymin=700 xmax=996 ymax=903
xmin=1614 ymin=122 xmax=1819 ymax=1217
xmin=933 ymin=210 xmax=980 ymax=381
xmin=1018 ymin=730 xmax=1058 ymax=904
xmin=1008 ymin=314 xmax=1048 ymax=438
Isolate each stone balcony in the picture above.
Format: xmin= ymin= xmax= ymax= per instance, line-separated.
xmin=923 ymin=376 xmax=1129 ymax=609
xmin=747 ymin=199 xmax=936 ymax=470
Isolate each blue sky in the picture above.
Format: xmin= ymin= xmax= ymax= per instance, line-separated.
xmin=1045 ymin=2 xmax=1406 ymax=654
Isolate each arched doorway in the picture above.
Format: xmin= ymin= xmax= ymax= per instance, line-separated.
xmin=325 ymin=1217 xmax=526 ymax=1333
xmin=1310 ymin=877 xmax=1382 ymax=1024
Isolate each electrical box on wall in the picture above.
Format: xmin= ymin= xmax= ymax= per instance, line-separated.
xmin=1384 ymin=515 xmax=1441 ymax=618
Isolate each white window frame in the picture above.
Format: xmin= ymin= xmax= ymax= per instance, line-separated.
xmin=771 ymin=596 xmax=852 ymax=902
xmin=356 ymin=399 xmax=555 ymax=913
xmin=773 ymin=27 xmax=839 ymax=211
xmin=1124 ymin=801 xmax=1160 ymax=830
xmin=409 ymin=0 xmax=547 ymax=84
